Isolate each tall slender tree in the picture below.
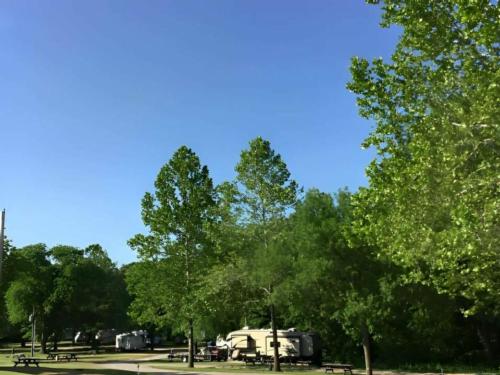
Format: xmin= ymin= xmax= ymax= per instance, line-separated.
xmin=235 ymin=137 xmax=298 ymax=371
xmin=4 ymin=244 xmax=53 ymax=352
xmin=129 ymin=146 xmax=216 ymax=368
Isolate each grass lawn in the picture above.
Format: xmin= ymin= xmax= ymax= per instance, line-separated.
xmin=0 ymin=349 xmax=498 ymax=375
xmin=146 ymin=359 xmax=323 ymax=374
xmin=0 ymin=351 xmax=334 ymax=375
xmin=0 ymin=351 xmax=153 ymax=375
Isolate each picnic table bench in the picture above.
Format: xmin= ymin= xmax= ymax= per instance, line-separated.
xmin=12 ymin=355 xmax=42 ymax=367
xmin=46 ymin=352 xmax=79 ymax=361
xmin=323 ymin=363 xmax=353 ymax=374
xmin=295 ymin=360 xmax=312 ymax=367
xmin=242 ymin=355 xmax=273 ymax=365
xmin=166 ymin=352 xmax=176 ymax=361
xmin=173 ymin=352 xmax=221 ymax=362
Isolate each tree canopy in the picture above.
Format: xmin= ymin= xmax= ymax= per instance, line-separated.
xmin=2 ymin=243 xmax=128 ymax=351
xmin=348 ymin=0 xmax=499 ymax=363
xmin=128 ymin=145 xmax=217 ymax=367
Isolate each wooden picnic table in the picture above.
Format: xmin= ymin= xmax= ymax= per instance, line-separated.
xmin=46 ymin=352 xmax=79 ymax=361
xmin=13 ymin=355 xmax=41 ymax=367
xmin=323 ymin=363 xmax=353 ymax=374
xmin=295 ymin=360 xmax=312 ymax=367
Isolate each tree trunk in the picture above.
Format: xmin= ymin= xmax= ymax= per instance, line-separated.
xmin=361 ymin=326 xmax=372 ymax=375
xmin=270 ymin=303 xmax=281 ymax=372
xmin=148 ymin=325 xmax=156 ymax=351
xmin=188 ymin=319 xmax=194 ymax=368
xmin=477 ymin=324 xmax=497 ymax=362
xmin=185 ymin=239 xmax=194 ymax=368
xmin=40 ymin=331 xmax=47 ymax=354
xmin=53 ymin=334 xmax=58 ymax=351
xmin=91 ymin=333 xmax=99 ymax=350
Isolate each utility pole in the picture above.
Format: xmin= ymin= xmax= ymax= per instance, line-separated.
xmin=30 ymin=306 xmax=36 ymax=357
xmin=0 ymin=209 xmax=5 ymax=284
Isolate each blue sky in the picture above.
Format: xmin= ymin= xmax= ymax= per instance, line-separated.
xmin=0 ymin=1 xmax=399 ymax=265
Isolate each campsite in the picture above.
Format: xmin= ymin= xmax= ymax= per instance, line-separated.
xmin=0 ymin=1 xmax=498 ymax=375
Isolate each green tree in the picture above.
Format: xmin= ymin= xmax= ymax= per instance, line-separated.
xmin=235 ymin=137 xmax=299 ymax=371
xmin=45 ymin=245 xmax=82 ymax=349
xmin=0 ymin=238 xmax=22 ymax=341
xmin=125 ymin=260 xmax=170 ymax=347
xmin=281 ymin=189 xmax=462 ymax=372
xmin=129 ymin=146 xmax=217 ymax=367
xmin=281 ymin=190 xmax=392 ymax=374
xmin=348 ymin=0 xmax=499 ymax=360
xmin=196 ymin=181 xmax=256 ymax=338
xmin=5 ymin=244 xmax=53 ymax=352
xmin=47 ymin=244 xmax=129 ymax=349
xmin=4 ymin=243 xmax=129 ymax=351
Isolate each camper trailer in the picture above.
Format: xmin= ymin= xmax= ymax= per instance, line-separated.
xmin=221 ymin=327 xmax=321 ymax=364
xmin=115 ymin=331 xmax=147 ymax=351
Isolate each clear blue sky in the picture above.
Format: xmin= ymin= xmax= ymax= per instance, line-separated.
xmin=0 ymin=1 xmax=399 ymax=265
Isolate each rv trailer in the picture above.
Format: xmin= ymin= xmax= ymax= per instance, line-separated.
xmin=115 ymin=331 xmax=148 ymax=351
xmin=221 ymin=327 xmax=321 ymax=365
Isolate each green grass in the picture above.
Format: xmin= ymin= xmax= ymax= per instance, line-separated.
xmin=146 ymin=360 xmax=323 ymax=374
xmin=0 ymin=352 xmax=326 ymax=375
xmin=383 ymin=362 xmax=500 ymax=374
xmin=0 ymin=348 xmax=498 ymax=375
xmin=0 ymin=351 xmax=153 ymax=375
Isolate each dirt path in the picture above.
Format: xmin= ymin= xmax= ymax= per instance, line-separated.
xmin=96 ymin=354 xmax=260 ymax=375
xmin=96 ymin=355 xmax=480 ymax=375
xmin=98 ymin=360 xmax=264 ymax=375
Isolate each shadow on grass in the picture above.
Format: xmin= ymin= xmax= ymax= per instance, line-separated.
xmin=0 ymin=365 xmax=133 ymax=374
xmin=0 ymin=363 xmax=228 ymax=375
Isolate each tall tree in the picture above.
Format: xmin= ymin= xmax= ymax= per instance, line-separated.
xmin=5 ymin=244 xmax=53 ymax=352
xmin=196 ymin=181 xmax=256 ymax=337
xmin=348 ymin=0 xmax=499 ymax=360
xmin=0 ymin=238 xmax=21 ymax=341
xmin=125 ymin=260 xmax=171 ymax=339
xmin=280 ymin=189 xmax=394 ymax=374
xmin=4 ymin=243 xmax=129 ymax=351
xmin=235 ymin=137 xmax=298 ymax=371
xmin=129 ymin=146 xmax=216 ymax=367
xmin=66 ymin=245 xmax=129 ymax=345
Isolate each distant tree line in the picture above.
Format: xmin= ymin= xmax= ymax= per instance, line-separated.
xmin=0 ymin=242 xmax=129 ymax=352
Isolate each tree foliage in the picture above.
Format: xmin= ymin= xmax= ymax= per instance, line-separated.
xmin=128 ymin=145 xmax=217 ymax=367
xmin=235 ymin=137 xmax=299 ymax=371
xmin=2 ymin=243 xmax=129 ymax=350
xmin=348 ymin=0 xmax=499 ymax=318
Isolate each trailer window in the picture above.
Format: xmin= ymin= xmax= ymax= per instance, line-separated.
xmin=270 ymin=341 xmax=281 ymax=348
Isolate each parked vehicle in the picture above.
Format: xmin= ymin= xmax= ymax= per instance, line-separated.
xmin=220 ymin=327 xmax=321 ymax=364
xmin=96 ymin=329 xmax=117 ymax=344
xmin=198 ymin=343 xmax=228 ymax=361
xmin=74 ymin=331 xmax=88 ymax=344
xmin=115 ymin=330 xmax=148 ymax=351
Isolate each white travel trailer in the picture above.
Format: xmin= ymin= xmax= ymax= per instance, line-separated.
xmin=222 ymin=327 xmax=321 ymax=364
xmin=115 ymin=331 xmax=147 ymax=351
